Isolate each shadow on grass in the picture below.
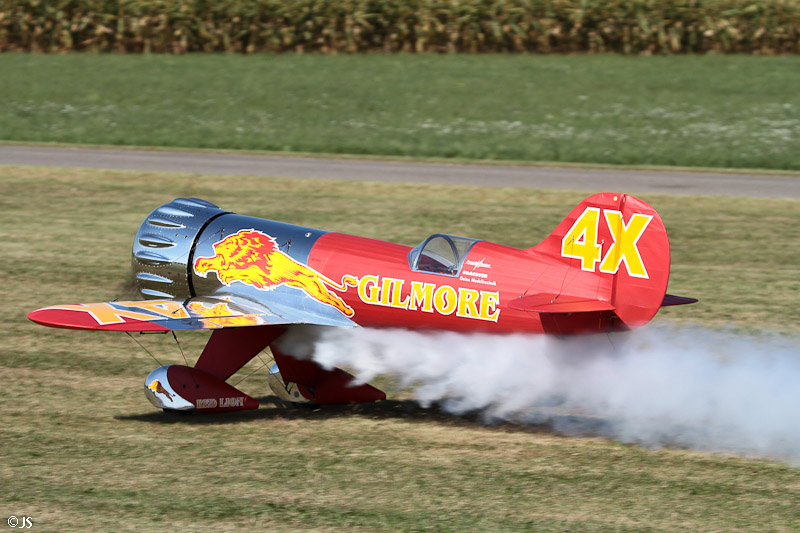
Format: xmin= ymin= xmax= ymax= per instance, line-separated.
xmin=114 ymin=395 xmax=612 ymax=439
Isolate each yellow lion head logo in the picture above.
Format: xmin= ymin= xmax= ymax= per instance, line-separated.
xmin=194 ymin=229 xmax=354 ymax=317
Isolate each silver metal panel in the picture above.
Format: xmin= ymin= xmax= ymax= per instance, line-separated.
xmin=144 ymin=365 xmax=194 ymax=410
xmin=190 ymin=215 xmax=333 ymax=313
xmin=131 ymin=198 xmax=229 ymax=299
xmin=131 ymin=199 xmax=352 ymax=326
xmin=194 ymin=214 xmax=325 ymax=266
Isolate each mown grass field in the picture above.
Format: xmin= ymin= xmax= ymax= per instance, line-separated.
xmin=2 ymin=54 xmax=800 ymax=170
xmin=1 ymin=166 xmax=799 ymax=531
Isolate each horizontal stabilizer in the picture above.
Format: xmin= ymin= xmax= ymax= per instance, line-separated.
xmin=509 ymin=293 xmax=615 ymax=314
xmin=661 ymin=294 xmax=699 ymax=307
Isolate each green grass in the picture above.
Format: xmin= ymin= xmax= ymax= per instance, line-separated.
xmin=2 ymin=54 xmax=800 ymax=170
xmin=1 ymin=166 xmax=799 ymax=531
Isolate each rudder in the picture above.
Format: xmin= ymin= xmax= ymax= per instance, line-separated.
xmin=530 ymin=192 xmax=671 ymax=329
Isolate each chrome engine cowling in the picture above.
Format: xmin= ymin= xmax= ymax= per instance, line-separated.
xmin=131 ymin=198 xmax=332 ymax=309
xmin=131 ymin=198 xmax=229 ymax=299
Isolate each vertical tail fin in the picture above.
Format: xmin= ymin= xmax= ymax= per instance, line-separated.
xmin=530 ymin=192 xmax=671 ymax=329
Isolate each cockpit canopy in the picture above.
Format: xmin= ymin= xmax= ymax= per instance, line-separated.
xmin=408 ymin=234 xmax=480 ymax=276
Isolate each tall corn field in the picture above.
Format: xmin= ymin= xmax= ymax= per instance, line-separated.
xmin=1 ymin=0 xmax=798 ymax=54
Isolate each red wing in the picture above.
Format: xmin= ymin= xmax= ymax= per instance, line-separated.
xmin=28 ymin=296 xmax=355 ymax=332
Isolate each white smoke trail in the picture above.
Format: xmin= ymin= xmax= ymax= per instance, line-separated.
xmin=276 ymin=324 xmax=800 ymax=462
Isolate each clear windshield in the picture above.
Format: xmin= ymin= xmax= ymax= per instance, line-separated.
xmin=409 ymin=234 xmax=480 ymax=276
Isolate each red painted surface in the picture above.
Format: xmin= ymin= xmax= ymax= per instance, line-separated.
xmin=508 ymin=293 xmax=615 ymax=313
xmin=272 ymin=346 xmax=386 ymax=404
xmin=27 ymin=308 xmax=170 ymax=332
xmin=195 ymin=325 xmax=284 ymax=381
xmin=306 ymin=192 xmax=670 ymax=334
xmin=166 ymin=365 xmax=259 ymax=411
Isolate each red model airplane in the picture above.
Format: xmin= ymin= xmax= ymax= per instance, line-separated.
xmin=29 ymin=192 xmax=695 ymax=412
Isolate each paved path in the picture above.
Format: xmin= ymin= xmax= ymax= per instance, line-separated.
xmin=1 ymin=145 xmax=798 ymax=198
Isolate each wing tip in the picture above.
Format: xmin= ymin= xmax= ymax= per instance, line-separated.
xmin=27 ymin=306 xmax=170 ymax=332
